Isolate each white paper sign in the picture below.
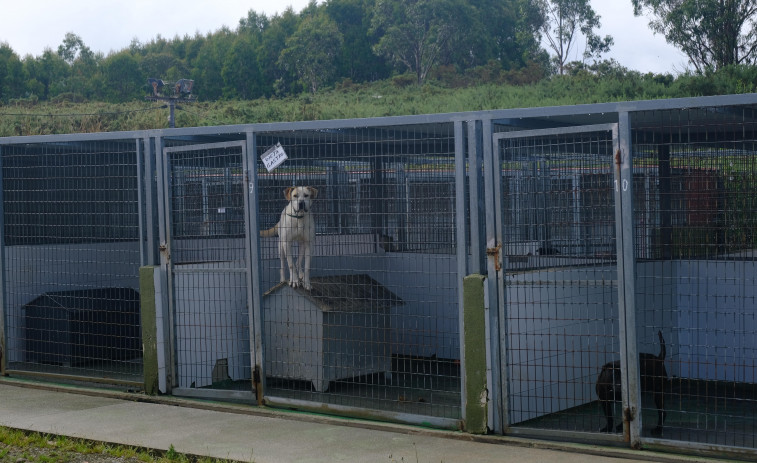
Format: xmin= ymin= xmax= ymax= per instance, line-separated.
xmin=261 ymin=142 xmax=288 ymax=172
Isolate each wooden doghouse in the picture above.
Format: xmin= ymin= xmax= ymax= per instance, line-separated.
xmin=263 ymin=274 xmax=402 ymax=392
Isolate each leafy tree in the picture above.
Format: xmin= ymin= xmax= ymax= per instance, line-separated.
xmin=450 ymin=0 xmax=546 ymax=71
xmin=191 ymin=28 xmax=236 ymax=100
xmin=632 ymin=0 xmax=757 ymax=72
xmin=68 ymin=50 xmax=103 ymax=100
xmin=537 ymin=0 xmax=613 ymax=74
xmin=0 ymin=43 xmax=27 ymax=101
xmin=57 ymin=32 xmax=93 ymax=65
xmin=324 ymin=0 xmax=392 ymax=82
xmin=24 ymin=49 xmax=69 ymax=99
xmin=140 ymin=52 xmax=188 ymax=82
xmin=278 ymin=14 xmax=344 ymax=93
xmin=50 ymin=33 xmax=103 ymax=99
xmin=222 ymin=35 xmax=264 ymax=99
xmin=370 ymin=0 xmax=474 ymax=85
xmin=259 ymin=8 xmax=302 ymax=95
xmin=101 ymin=51 xmax=143 ymax=102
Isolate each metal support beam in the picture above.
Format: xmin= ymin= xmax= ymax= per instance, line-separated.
xmin=614 ymin=112 xmax=641 ymax=446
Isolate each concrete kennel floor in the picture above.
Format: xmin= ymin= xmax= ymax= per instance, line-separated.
xmin=516 ymin=379 xmax=757 ymax=449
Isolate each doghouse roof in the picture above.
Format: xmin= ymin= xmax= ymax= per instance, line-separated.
xmin=263 ymin=274 xmax=403 ymax=313
xmin=23 ymin=287 xmax=140 ymax=312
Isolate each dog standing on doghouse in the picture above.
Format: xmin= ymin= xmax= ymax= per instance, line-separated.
xmin=596 ymin=331 xmax=668 ymax=436
xmin=260 ymin=186 xmax=318 ymax=290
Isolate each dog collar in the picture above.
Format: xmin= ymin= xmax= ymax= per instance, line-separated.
xmin=286 ymin=213 xmax=305 ymax=219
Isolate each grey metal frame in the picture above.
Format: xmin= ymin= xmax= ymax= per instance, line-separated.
xmin=0 ymin=133 xmax=145 ymax=386
xmin=161 ymin=140 xmax=254 ymax=402
xmin=2 ymin=93 xmax=757 ymax=458
xmin=614 ymin=114 xmax=641 ymax=446
xmin=491 ymin=123 xmax=622 ymax=442
xmin=0 ymin=145 xmax=5 ymax=377
xmin=252 ymin=119 xmax=465 ymax=429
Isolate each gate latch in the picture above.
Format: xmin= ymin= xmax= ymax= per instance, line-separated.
xmin=486 ymin=244 xmax=502 ymax=271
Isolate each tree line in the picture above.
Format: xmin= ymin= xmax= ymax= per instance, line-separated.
xmin=1 ymin=0 xmax=756 ymax=105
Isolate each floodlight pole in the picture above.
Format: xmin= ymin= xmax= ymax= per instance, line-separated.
xmin=145 ymin=78 xmax=195 ymax=128
xmin=168 ymin=99 xmax=176 ymax=128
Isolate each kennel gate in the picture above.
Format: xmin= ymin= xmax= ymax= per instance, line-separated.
xmin=160 ymin=140 xmax=258 ymax=401
xmin=488 ymin=123 xmax=642 ymax=442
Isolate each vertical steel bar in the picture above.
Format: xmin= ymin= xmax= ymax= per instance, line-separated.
xmin=154 ymin=136 xmax=177 ymax=391
xmin=455 ymin=120 xmax=469 ymax=421
xmin=614 ymin=114 xmax=641 ymax=445
xmin=244 ymin=130 xmax=265 ymax=403
xmin=144 ymin=136 xmax=158 ymax=266
xmin=136 ymin=138 xmax=146 ymax=267
xmin=0 ymin=145 xmax=5 ymax=376
xmin=468 ymin=120 xmax=485 ymax=274
xmin=483 ymin=118 xmax=506 ymax=433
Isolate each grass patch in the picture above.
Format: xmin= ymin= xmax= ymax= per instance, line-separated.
xmin=1 ymin=70 xmax=750 ymax=137
xmin=0 ymin=426 xmax=245 ymax=463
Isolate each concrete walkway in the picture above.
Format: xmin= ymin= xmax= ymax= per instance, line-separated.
xmin=0 ymin=379 xmax=725 ymax=463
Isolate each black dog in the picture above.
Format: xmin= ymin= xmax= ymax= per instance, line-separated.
xmin=596 ymin=331 xmax=667 ymax=436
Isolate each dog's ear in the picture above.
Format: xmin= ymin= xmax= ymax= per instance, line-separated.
xmin=284 ymin=187 xmax=294 ymax=200
xmin=308 ymin=187 xmax=318 ymax=199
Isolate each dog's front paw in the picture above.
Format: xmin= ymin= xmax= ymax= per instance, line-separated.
xmin=303 ymin=280 xmax=311 ymax=291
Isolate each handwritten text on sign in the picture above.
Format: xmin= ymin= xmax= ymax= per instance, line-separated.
xmin=261 ymin=143 xmax=288 ymax=172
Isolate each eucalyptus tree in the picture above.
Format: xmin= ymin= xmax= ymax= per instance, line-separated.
xmin=278 ymin=13 xmax=344 ymax=93
xmin=324 ymin=0 xmax=392 ymax=82
xmin=370 ymin=0 xmax=475 ymax=85
xmin=632 ymin=0 xmax=757 ymax=72
xmin=0 ymin=43 xmax=26 ymax=101
xmin=538 ymin=0 xmax=613 ymax=74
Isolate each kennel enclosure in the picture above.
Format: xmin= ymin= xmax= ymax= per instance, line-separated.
xmin=2 ymin=94 xmax=757 ymax=459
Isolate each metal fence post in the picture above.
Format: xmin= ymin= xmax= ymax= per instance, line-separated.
xmin=455 ymin=120 xmax=469 ymax=426
xmin=614 ymin=112 xmax=641 ymax=446
xmin=154 ymin=135 xmax=176 ymax=392
xmin=0 ymin=145 xmax=5 ymax=376
xmin=468 ymin=120 xmax=486 ymax=275
xmin=245 ymin=130 xmax=264 ymax=403
xmin=482 ymin=117 xmax=507 ymax=433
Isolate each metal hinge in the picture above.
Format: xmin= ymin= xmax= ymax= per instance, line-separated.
xmin=486 ymin=244 xmax=502 ymax=271
xmin=159 ymin=242 xmax=170 ymax=262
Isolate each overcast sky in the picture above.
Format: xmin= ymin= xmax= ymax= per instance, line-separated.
xmin=1 ymin=0 xmax=690 ymax=74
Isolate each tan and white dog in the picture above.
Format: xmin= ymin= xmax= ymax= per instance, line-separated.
xmin=260 ymin=186 xmax=318 ymax=290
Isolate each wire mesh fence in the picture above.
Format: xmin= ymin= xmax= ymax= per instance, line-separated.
xmin=164 ymin=141 xmax=252 ymax=394
xmin=1 ymin=139 xmax=142 ymax=384
xmin=1 ymin=98 xmax=757 ymax=457
xmin=256 ymin=125 xmax=461 ymax=420
xmin=496 ymin=126 xmax=621 ymax=435
xmin=631 ymin=108 xmax=757 ymax=448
